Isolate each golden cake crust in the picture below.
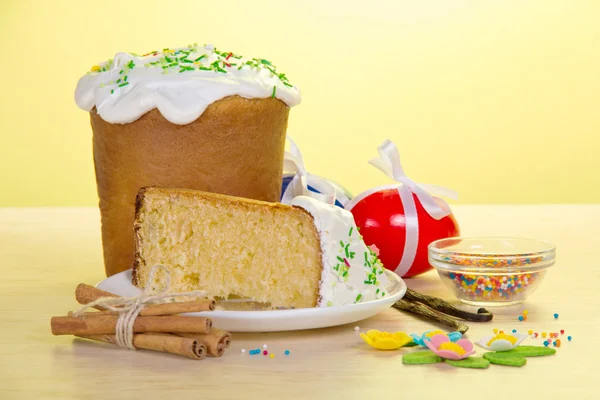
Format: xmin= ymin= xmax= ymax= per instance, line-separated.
xmin=91 ymin=95 xmax=290 ymax=277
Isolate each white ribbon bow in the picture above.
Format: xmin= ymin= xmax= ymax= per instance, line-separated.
xmin=369 ymin=139 xmax=458 ymax=276
xmin=280 ymin=137 xmax=337 ymax=205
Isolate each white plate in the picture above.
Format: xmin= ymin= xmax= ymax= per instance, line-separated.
xmin=97 ymin=269 xmax=406 ymax=332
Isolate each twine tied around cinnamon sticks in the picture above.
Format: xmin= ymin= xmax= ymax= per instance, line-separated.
xmin=51 ymin=267 xmax=232 ymax=359
xmin=71 ymin=265 xmax=206 ymax=350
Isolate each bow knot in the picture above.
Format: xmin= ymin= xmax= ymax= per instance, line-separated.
xmin=369 ymin=139 xmax=457 ymax=220
xmin=281 ymin=137 xmax=337 ymax=205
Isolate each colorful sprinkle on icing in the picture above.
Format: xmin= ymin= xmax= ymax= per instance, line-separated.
xmin=85 ymin=44 xmax=296 ymax=96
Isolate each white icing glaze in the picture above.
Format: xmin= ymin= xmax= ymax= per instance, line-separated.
xmin=75 ymin=44 xmax=301 ymax=125
xmin=291 ymin=196 xmax=390 ymax=307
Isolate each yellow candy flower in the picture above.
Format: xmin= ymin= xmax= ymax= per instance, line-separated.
xmin=360 ymin=329 xmax=414 ymax=350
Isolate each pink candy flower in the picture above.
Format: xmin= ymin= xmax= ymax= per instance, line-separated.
xmin=369 ymin=244 xmax=380 ymax=256
xmin=424 ymin=334 xmax=476 ymax=360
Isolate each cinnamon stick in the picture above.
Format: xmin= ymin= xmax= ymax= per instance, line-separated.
xmin=74 ymin=283 xmax=215 ymax=314
xmin=51 ymin=314 xmax=212 ymax=336
xmin=76 ymin=333 xmax=206 ymax=360
xmin=177 ymin=328 xmax=232 ymax=357
xmin=75 ymin=284 xmax=117 ymax=306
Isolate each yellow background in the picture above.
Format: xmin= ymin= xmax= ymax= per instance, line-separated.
xmin=1 ymin=0 xmax=599 ymax=206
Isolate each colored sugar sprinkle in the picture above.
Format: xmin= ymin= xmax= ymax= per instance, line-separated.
xmin=442 ymin=254 xmax=543 ymax=268
xmin=543 ymin=341 xmax=549 ymax=347
xmin=262 ymin=344 xmax=268 ymax=349
xmin=440 ymin=270 xmax=540 ymax=303
xmin=523 ymin=310 xmax=528 ymax=315
xmin=528 ymin=330 xmax=533 ymax=335
xmin=555 ymin=339 xmax=561 ymax=347
xmin=241 ymin=349 xmax=246 ymax=353
xmin=354 ymin=326 xmax=360 ymax=331
xmin=554 ymin=313 xmax=559 ymax=319
xmin=568 ymin=336 xmax=572 ymax=341
xmin=518 ymin=316 xmax=524 ymax=321
xmin=542 ymin=332 xmax=547 ymax=338
xmin=560 ymin=330 xmax=565 ymax=335
xmin=86 ymin=44 xmax=295 ymax=92
xmin=285 ymin=350 xmax=290 ymax=355
xmin=512 ymin=329 xmax=517 ymax=333
xmin=438 ymin=252 xmax=544 ymax=302
xmin=493 ymin=328 xmax=498 ymax=333
xmin=270 ymin=354 xmax=275 ymax=359
xmin=263 ymin=350 xmax=268 ymax=356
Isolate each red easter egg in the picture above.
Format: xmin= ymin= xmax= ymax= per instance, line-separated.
xmin=348 ymin=188 xmax=460 ymax=277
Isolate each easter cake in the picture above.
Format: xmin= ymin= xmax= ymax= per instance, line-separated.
xmin=74 ymin=43 xmax=300 ymax=277
xmin=132 ymin=187 xmax=390 ymax=309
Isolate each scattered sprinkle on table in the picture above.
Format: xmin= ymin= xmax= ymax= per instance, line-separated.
xmin=285 ymin=350 xmax=290 ymax=355
xmin=262 ymin=344 xmax=268 ymax=349
xmin=354 ymin=326 xmax=360 ymax=331
xmin=241 ymin=349 xmax=246 ymax=353
xmin=554 ymin=313 xmax=559 ymax=319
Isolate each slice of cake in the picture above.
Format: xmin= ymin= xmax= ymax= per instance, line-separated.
xmin=133 ymin=187 xmax=390 ymax=309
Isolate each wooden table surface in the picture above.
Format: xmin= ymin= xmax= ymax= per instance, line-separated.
xmin=1 ymin=205 xmax=599 ymax=400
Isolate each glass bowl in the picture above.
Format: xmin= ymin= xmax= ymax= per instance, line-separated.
xmin=428 ymin=237 xmax=556 ymax=306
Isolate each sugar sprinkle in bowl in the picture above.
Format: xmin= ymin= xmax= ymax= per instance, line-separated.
xmin=428 ymin=237 xmax=556 ymax=306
